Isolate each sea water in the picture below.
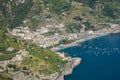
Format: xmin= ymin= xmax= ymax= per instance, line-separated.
xmin=58 ymin=33 xmax=120 ymax=80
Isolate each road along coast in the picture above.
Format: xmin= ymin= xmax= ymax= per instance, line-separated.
xmin=51 ymin=27 xmax=120 ymax=52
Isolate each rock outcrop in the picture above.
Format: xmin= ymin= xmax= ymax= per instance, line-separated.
xmin=12 ymin=57 xmax=81 ymax=80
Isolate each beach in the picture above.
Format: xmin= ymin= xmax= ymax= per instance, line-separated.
xmin=51 ymin=27 xmax=120 ymax=52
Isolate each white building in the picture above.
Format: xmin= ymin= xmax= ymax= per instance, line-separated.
xmin=18 ymin=0 xmax=25 ymax=3
xmin=40 ymin=27 xmax=49 ymax=33
xmin=12 ymin=55 xmax=22 ymax=61
xmin=6 ymin=47 xmax=14 ymax=52
xmin=23 ymin=33 xmax=33 ymax=40
xmin=110 ymin=24 xmax=119 ymax=28
xmin=88 ymin=30 xmax=94 ymax=34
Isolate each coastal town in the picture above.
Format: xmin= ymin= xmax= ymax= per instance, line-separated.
xmin=1 ymin=23 xmax=119 ymax=80
xmin=1 ymin=0 xmax=120 ymax=80
xmin=0 ymin=25 xmax=82 ymax=80
xmin=10 ymin=23 xmax=120 ymax=51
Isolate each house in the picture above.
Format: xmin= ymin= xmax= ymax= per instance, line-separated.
xmin=18 ymin=0 xmax=25 ymax=3
xmin=40 ymin=27 xmax=49 ymax=34
xmin=59 ymin=23 xmax=65 ymax=28
xmin=12 ymin=55 xmax=22 ymax=61
xmin=110 ymin=24 xmax=119 ymax=28
xmin=32 ymin=36 xmax=43 ymax=42
xmin=23 ymin=33 xmax=32 ymax=40
xmin=88 ymin=30 xmax=94 ymax=34
xmin=17 ymin=49 xmax=29 ymax=55
xmin=53 ymin=39 xmax=60 ymax=45
xmin=71 ymin=1 xmax=82 ymax=6
xmin=6 ymin=47 xmax=14 ymax=52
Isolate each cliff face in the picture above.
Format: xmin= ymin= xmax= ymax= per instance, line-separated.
xmin=0 ymin=27 xmax=71 ymax=80
xmin=55 ymin=58 xmax=81 ymax=80
xmin=0 ymin=56 xmax=81 ymax=80
xmin=12 ymin=58 xmax=81 ymax=80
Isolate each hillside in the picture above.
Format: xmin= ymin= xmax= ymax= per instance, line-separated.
xmin=0 ymin=27 xmax=71 ymax=80
xmin=0 ymin=0 xmax=120 ymax=30
xmin=0 ymin=0 xmax=120 ymax=80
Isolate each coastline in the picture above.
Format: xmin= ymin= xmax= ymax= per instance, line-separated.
xmin=0 ymin=56 xmax=82 ymax=80
xmin=53 ymin=27 xmax=120 ymax=80
xmin=51 ymin=28 xmax=120 ymax=52
xmin=54 ymin=57 xmax=82 ymax=80
xmin=60 ymin=32 xmax=120 ymax=80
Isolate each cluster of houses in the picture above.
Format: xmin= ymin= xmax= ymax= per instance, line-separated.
xmin=11 ymin=27 xmax=33 ymax=40
xmin=10 ymin=24 xmax=79 ymax=48
xmin=10 ymin=23 xmax=120 ymax=48
xmin=10 ymin=25 xmax=95 ymax=48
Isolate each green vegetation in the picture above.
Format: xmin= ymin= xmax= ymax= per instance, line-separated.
xmin=10 ymin=0 xmax=34 ymax=28
xmin=0 ymin=0 xmax=33 ymax=29
xmin=73 ymin=0 xmax=120 ymax=19
xmin=0 ymin=27 xmax=24 ymax=61
xmin=0 ymin=0 xmax=120 ymax=79
xmin=0 ymin=27 xmax=24 ymax=50
xmin=0 ymin=52 xmax=17 ymax=61
xmin=23 ymin=44 xmax=67 ymax=75
xmin=0 ymin=27 xmax=67 ymax=75
xmin=31 ymin=18 xmax=39 ymax=27
xmin=60 ymin=39 xmax=75 ymax=44
xmin=65 ymin=23 xmax=82 ymax=33
xmin=42 ymin=31 xmax=56 ymax=36
xmin=0 ymin=74 xmax=13 ymax=80
xmin=0 ymin=0 xmax=120 ymax=30
xmin=103 ymin=2 xmax=120 ymax=19
xmin=44 ymin=0 xmax=71 ymax=14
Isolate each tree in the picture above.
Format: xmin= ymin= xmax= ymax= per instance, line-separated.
xmin=45 ymin=0 xmax=71 ymax=14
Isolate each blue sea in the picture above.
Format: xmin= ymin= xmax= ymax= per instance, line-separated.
xmin=58 ymin=33 xmax=120 ymax=80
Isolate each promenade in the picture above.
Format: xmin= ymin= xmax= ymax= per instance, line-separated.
xmin=51 ymin=28 xmax=120 ymax=52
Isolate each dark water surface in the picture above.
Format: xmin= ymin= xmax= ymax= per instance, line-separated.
xmin=58 ymin=33 xmax=120 ymax=80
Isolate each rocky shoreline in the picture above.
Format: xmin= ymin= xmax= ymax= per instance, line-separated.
xmin=13 ymin=57 xmax=82 ymax=80
xmin=54 ymin=57 xmax=82 ymax=80
xmin=0 ymin=53 xmax=81 ymax=80
xmin=38 ymin=57 xmax=82 ymax=80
